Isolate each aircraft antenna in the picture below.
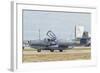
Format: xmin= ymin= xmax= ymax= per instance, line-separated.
xmin=39 ymin=29 xmax=41 ymax=40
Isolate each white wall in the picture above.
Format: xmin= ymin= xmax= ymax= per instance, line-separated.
xmin=0 ymin=0 xmax=100 ymax=73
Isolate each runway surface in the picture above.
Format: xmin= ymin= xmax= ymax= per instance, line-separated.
xmin=22 ymin=48 xmax=91 ymax=62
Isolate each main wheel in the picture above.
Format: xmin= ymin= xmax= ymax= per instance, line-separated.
xmin=22 ymin=46 xmax=24 ymax=50
xmin=50 ymin=49 xmax=54 ymax=52
xmin=37 ymin=49 xmax=41 ymax=52
xmin=59 ymin=49 xmax=63 ymax=52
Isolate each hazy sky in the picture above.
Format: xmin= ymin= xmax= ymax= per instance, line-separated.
xmin=23 ymin=10 xmax=91 ymax=41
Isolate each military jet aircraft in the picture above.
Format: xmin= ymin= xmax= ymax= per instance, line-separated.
xmin=23 ymin=30 xmax=90 ymax=52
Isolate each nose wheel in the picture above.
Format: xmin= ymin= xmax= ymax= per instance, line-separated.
xmin=59 ymin=49 xmax=63 ymax=52
xmin=37 ymin=49 xmax=41 ymax=52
